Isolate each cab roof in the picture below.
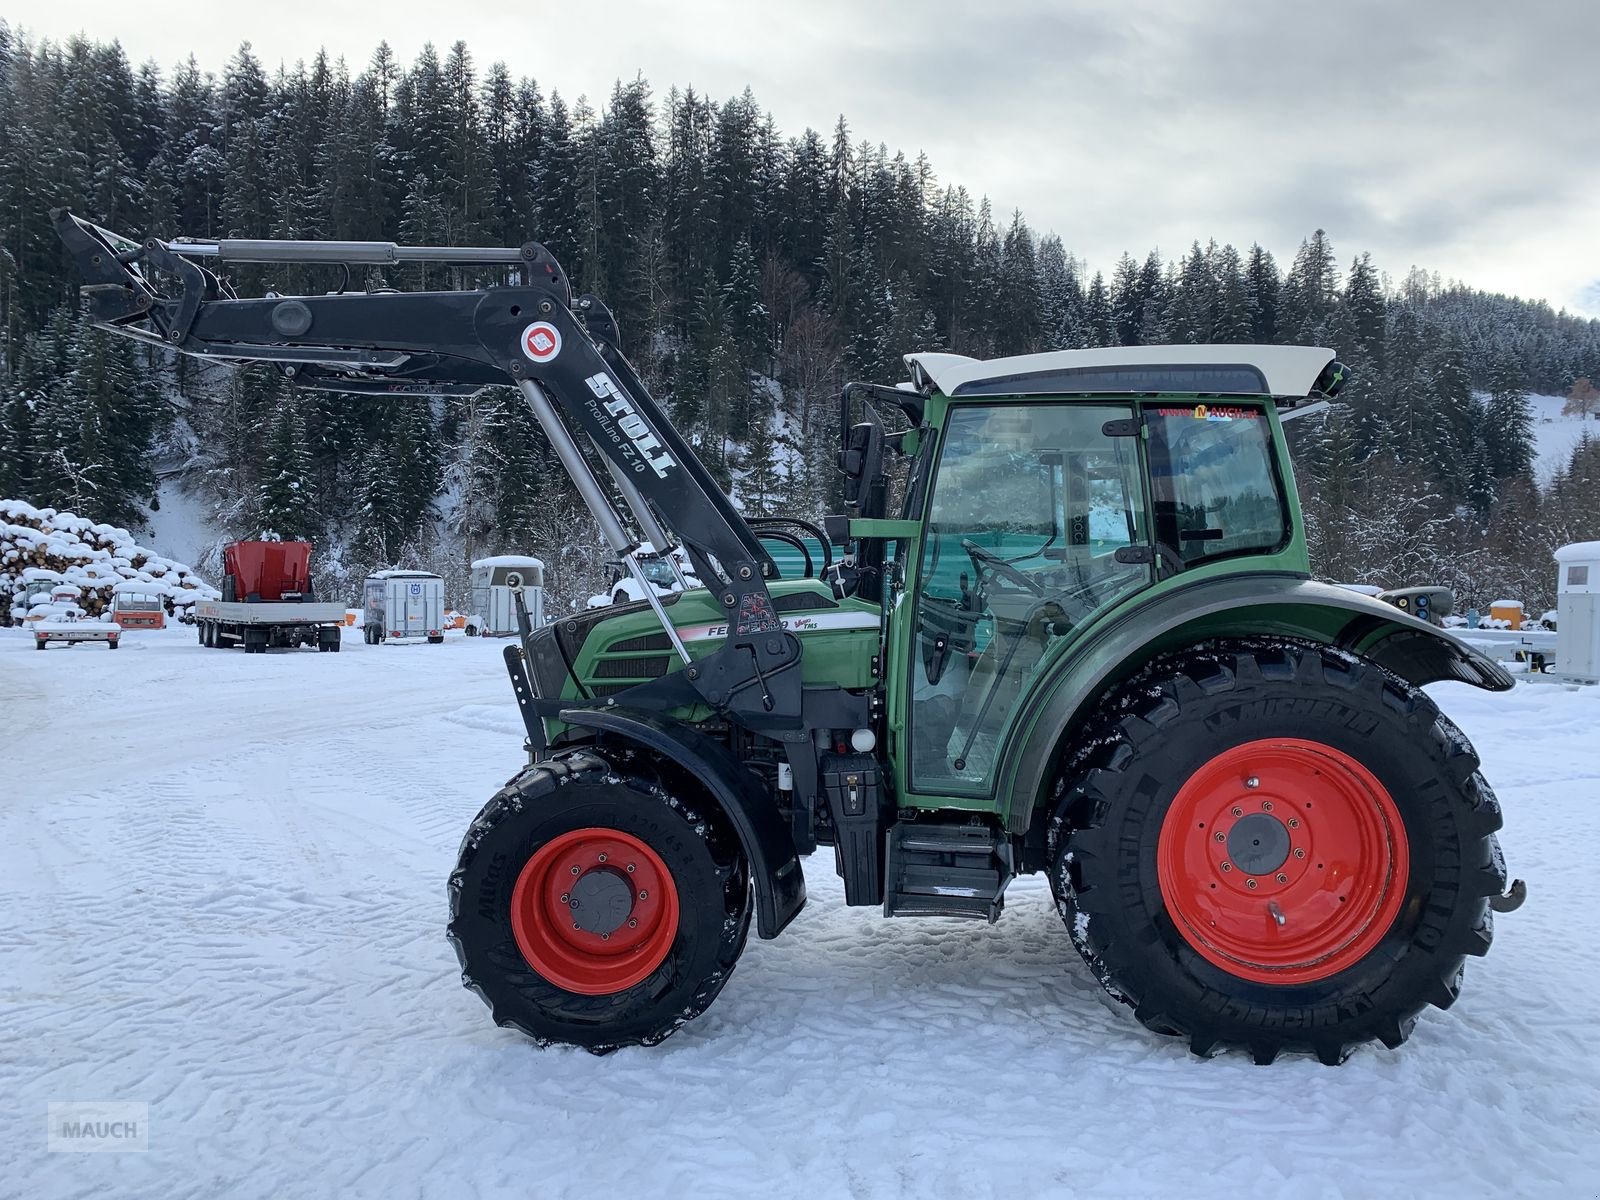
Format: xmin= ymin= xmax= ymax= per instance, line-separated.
xmin=905 ymin=344 xmax=1337 ymax=399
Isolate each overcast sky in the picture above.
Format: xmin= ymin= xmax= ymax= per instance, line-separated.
xmin=11 ymin=0 xmax=1599 ymax=317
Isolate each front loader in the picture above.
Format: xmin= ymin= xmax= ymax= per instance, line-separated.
xmin=56 ymin=210 xmax=1526 ymax=1064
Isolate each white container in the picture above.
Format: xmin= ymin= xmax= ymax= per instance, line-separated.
xmin=363 ymin=571 xmax=446 ymax=644
xmin=470 ymin=556 xmax=545 ymax=636
xmin=1555 ymin=542 xmax=1600 ymax=681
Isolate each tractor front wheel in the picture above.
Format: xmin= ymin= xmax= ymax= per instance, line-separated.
xmin=448 ymin=749 xmax=752 ymax=1051
xmin=1050 ymin=640 xmax=1506 ymax=1065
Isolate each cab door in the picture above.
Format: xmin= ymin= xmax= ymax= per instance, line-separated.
xmin=904 ymin=401 xmax=1152 ymax=799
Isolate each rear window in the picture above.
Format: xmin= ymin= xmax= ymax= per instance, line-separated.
xmin=1146 ymin=404 xmax=1289 ymax=566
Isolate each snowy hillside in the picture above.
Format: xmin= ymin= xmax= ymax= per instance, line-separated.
xmin=5 ymin=625 xmax=1597 ymax=1198
xmin=1529 ymin=392 xmax=1598 ymax=480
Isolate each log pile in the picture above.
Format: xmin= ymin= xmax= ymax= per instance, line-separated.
xmin=2 ymin=499 xmax=219 ymax=626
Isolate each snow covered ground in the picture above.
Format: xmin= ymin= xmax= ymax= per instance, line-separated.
xmin=4 ymin=626 xmax=1599 ymax=1199
xmin=1530 ymin=392 xmax=1597 ymax=480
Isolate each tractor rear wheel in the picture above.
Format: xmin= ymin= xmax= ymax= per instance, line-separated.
xmin=448 ymin=749 xmax=752 ymax=1052
xmin=1049 ymin=639 xmax=1505 ymax=1065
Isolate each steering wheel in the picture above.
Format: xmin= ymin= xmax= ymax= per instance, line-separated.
xmin=961 ymin=538 xmax=1045 ymax=596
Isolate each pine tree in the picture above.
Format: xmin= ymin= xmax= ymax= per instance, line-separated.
xmin=257 ymin=398 xmax=313 ymax=538
xmin=1109 ymin=253 xmax=1142 ymax=346
xmin=1035 ymin=234 xmax=1082 ymax=348
xmin=1483 ymin=354 xmax=1535 ymax=480
xmin=1083 ymin=271 xmax=1114 ymax=347
xmin=1282 ymin=229 xmax=1339 ymax=342
xmin=1210 ymin=244 xmax=1251 ymax=343
xmin=1245 ymin=244 xmax=1280 ymax=343
xmin=1338 ymin=253 xmax=1386 ymax=368
xmin=992 ymin=210 xmax=1042 ymax=355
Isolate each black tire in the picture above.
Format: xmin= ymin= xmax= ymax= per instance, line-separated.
xmin=448 ymin=748 xmax=753 ymax=1052
xmin=1049 ymin=639 xmax=1505 ymax=1065
xmin=197 ymin=619 xmax=205 ymax=645
xmin=428 ymin=634 xmax=443 ymax=645
xmin=108 ymin=638 xmax=119 ymax=649
xmin=36 ymin=639 xmax=46 ymax=650
xmin=328 ymin=636 xmax=340 ymax=653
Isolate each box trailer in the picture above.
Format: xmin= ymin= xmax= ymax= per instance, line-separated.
xmin=363 ymin=571 xmax=446 ymax=644
xmin=194 ymin=540 xmax=345 ymax=653
xmin=469 ymin=556 xmax=544 ymax=636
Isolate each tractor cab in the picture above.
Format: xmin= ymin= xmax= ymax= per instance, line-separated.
xmin=841 ymin=346 xmax=1343 ymax=804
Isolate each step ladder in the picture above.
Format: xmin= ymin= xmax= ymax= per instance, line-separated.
xmin=883 ymin=820 xmax=1014 ymax=921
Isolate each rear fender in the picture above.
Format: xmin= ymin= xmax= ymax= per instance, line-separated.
xmin=559 ymin=707 xmax=806 ymax=939
xmin=1001 ymin=575 xmax=1513 ymax=833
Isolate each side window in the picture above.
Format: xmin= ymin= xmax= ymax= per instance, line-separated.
xmin=1145 ymin=405 xmax=1288 ymax=566
xmin=910 ymin=404 xmax=1149 ymax=796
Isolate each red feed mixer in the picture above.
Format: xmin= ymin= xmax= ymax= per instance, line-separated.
xmin=224 ymin=541 xmax=313 ymax=602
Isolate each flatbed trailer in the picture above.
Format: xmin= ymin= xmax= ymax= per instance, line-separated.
xmin=35 ymin=619 xmax=120 ymax=649
xmin=194 ymin=599 xmax=345 ymax=654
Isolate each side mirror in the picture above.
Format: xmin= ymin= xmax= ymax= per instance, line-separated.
xmin=839 ymin=421 xmax=883 ymax=510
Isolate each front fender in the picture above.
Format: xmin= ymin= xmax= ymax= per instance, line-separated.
xmin=999 ymin=574 xmax=1512 ymax=832
xmin=559 ymin=707 xmax=806 ymax=939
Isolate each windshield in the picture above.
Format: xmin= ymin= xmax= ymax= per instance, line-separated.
xmin=1145 ymin=404 xmax=1288 ymax=567
xmin=639 ymin=559 xmax=676 ymax=586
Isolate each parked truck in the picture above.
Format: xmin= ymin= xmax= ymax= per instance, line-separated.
xmin=193 ymin=540 xmax=344 ymax=654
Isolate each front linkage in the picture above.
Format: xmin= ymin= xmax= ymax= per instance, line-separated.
xmin=54 ymin=210 xmax=804 ymax=730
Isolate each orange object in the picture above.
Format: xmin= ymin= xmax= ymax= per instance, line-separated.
xmin=1489 ymin=601 xmax=1523 ymax=629
xmin=111 ymin=590 xmax=167 ymax=630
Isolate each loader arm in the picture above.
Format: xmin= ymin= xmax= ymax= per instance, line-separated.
xmin=53 ymin=209 xmax=801 ymax=729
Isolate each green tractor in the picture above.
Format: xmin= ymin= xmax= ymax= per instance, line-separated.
xmin=55 ymin=211 xmax=1524 ymax=1064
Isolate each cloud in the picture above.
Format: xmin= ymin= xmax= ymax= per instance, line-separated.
xmin=12 ymin=0 xmax=1600 ymax=313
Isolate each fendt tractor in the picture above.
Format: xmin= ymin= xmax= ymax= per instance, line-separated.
xmin=57 ymin=210 xmax=1525 ymax=1065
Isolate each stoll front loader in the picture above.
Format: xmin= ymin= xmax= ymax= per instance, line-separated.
xmin=57 ymin=210 xmax=1525 ymax=1064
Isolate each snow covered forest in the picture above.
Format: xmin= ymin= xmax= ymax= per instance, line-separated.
xmin=1 ymin=26 xmax=1597 ymax=610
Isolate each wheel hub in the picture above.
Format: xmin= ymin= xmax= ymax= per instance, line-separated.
xmin=509 ymin=827 xmax=680 ymax=995
xmin=567 ymin=868 xmax=635 ymax=936
xmin=1226 ymin=812 xmax=1290 ymax=876
xmin=1156 ymin=738 xmax=1410 ymax=985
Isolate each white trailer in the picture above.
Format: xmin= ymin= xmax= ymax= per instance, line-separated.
xmin=469 ymin=556 xmax=544 ymax=636
xmin=363 ymin=571 xmax=446 ymax=645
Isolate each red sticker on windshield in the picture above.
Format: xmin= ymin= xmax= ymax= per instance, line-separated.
xmin=521 ymin=321 xmax=562 ymax=363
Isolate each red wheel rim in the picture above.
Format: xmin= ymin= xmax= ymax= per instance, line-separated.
xmin=1156 ymin=738 xmax=1409 ymax=985
xmin=510 ymin=827 xmax=680 ymax=995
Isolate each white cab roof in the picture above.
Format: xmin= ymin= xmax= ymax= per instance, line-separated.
xmin=904 ymin=344 xmax=1337 ymax=398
